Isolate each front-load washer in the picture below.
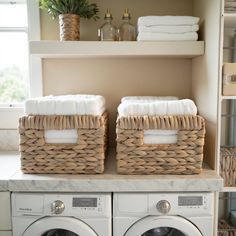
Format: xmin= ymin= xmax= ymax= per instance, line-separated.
xmin=113 ymin=192 xmax=214 ymax=236
xmin=12 ymin=192 xmax=111 ymax=236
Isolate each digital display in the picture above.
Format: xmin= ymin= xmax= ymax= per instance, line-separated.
xmin=72 ymin=197 xmax=97 ymax=207
xmin=178 ymin=196 xmax=203 ymax=206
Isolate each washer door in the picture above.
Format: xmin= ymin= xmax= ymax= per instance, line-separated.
xmin=23 ymin=217 xmax=98 ymax=236
xmin=125 ymin=216 xmax=202 ymax=236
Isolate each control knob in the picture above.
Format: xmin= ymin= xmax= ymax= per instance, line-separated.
xmin=51 ymin=200 xmax=65 ymax=214
xmin=156 ymin=200 xmax=171 ymax=214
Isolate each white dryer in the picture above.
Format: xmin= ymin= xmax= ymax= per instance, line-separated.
xmin=12 ymin=192 xmax=111 ymax=236
xmin=113 ymin=192 xmax=214 ymax=236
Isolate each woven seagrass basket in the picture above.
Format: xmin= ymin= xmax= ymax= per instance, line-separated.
xmin=59 ymin=14 xmax=80 ymax=41
xmin=220 ymin=147 xmax=236 ymax=187
xmin=19 ymin=112 xmax=108 ymax=174
xmin=116 ymin=115 xmax=205 ymax=175
xmin=218 ymin=219 xmax=236 ymax=236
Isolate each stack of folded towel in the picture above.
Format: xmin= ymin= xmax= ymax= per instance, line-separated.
xmin=118 ymin=96 xmax=197 ymax=144
xmin=25 ymin=94 xmax=106 ymax=144
xmin=137 ymin=16 xmax=200 ymax=41
xmin=118 ymin=96 xmax=197 ymax=117
xmin=25 ymin=94 xmax=106 ymax=116
xmin=225 ymin=0 xmax=236 ymax=12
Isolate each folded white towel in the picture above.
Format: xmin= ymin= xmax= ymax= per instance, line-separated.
xmin=44 ymin=129 xmax=78 ymax=144
xmin=143 ymin=129 xmax=178 ymax=144
xmin=137 ymin=32 xmax=198 ymax=41
xmin=25 ymin=94 xmax=106 ymax=116
xmin=143 ymin=134 xmax=177 ymax=144
xmin=138 ymin=16 xmax=200 ymax=27
xmin=118 ymin=99 xmax=197 ymax=117
xmin=144 ymin=129 xmax=178 ymax=136
xmin=121 ymin=96 xmax=178 ymax=103
xmin=138 ymin=25 xmax=199 ymax=34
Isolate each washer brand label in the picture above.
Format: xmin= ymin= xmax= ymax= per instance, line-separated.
xmin=19 ymin=208 xmax=32 ymax=211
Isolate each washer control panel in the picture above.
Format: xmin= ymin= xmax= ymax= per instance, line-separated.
xmin=12 ymin=193 xmax=111 ymax=218
xmin=113 ymin=192 xmax=213 ymax=217
xmin=178 ymin=195 xmax=206 ymax=209
xmin=72 ymin=196 xmax=103 ymax=212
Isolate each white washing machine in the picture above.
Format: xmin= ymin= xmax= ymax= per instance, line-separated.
xmin=113 ymin=192 xmax=214 ymax=236
xmin=12 ymin=192 xmax=111 ymax=236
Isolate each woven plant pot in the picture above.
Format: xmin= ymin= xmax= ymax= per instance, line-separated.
xmin=59 ymin=14 xmax=80 ymax=41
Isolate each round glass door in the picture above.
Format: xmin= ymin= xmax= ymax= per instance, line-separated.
xmin=23 ymin=217 xmax=98 ymax=236
xmin=125 ymin=216 xmax=202 ymax=236
xmin=42 ymin=229 xmax=79 ymax=236
xmin=141 ymin=227 xmax=186 ymax=236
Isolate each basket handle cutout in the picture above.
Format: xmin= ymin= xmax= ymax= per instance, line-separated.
xmin=44 ymin=129 xmax=78 ymax=144
xmin=143 ymin=129 xmax=178 ymax=145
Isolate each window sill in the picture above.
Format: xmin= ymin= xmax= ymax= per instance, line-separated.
xmin=0 ymin=107 xmax=24 ymax=129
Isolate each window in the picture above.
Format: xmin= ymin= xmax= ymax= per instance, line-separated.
xmin=0 ymin=0 xmax=41 ymax=128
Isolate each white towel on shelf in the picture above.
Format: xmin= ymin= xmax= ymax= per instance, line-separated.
xmin=25 ymin=94 xmax=106 ymax=116
xmin=121 ymin=96 xmax=178 ymax=103
xmin=137 ymin=32 xmax=198 ymax=41
xmin=118 ymin=99 xmax=197 ymax=117
xmin=44 ymin=129 xmax=78 ymax=144
xmin=138 ymin=24 xmax=199 ymax=34
xmin=138 ymin=16 xmax=200 ymax=27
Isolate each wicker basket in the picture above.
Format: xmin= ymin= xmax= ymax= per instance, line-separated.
xmin=220 ymin=147 xmax=236 ymax=187
xmin=116 ymin=115 xmax=205 ymax=175
xmin=218 ymin=219 xmax=236 ymax=236
xmin=19 ymin=112 xmax=108 ymax=174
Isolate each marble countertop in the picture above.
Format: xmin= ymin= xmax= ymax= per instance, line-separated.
xmin=0 ymin=151 xmax=223 ymax=193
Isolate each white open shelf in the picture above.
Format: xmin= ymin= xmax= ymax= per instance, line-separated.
xmin=222 ymin=187 xmax=236 ymax=192
xmin=221 ymin=95 xmax=236 ymax=100
xmin=29 ymin=41 xmax=205 ymax=58
xmin=224 ymin=13 xmax=236 ymax=28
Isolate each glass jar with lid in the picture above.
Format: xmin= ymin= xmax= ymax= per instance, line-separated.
xmin=98 ymin=9 xmax=117 ymax=41
xmin=118 ymin=8 xmax=136 ymax=41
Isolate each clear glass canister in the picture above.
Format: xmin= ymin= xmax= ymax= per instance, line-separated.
xmin=99 ymin=9 xmax=117 ymax=41
xmin=118 ymin=8 xmax=136 ymax=41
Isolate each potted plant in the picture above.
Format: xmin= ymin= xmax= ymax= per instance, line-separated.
xmin=40 ymin=0 xmax=99 ymax=41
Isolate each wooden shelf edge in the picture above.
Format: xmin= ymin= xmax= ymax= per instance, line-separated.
xmin=29 ymin=40 xmax=205 ymax=58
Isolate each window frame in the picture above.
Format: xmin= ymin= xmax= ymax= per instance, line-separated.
xmin=0 ymin=0 xmax=42 ymax=129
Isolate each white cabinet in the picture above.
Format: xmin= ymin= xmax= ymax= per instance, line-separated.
xmin=0 ymin=192 xmax=12 ymax=236
xmin=0 ymin=192 xmax=11 ymax=231
xmin=0 ymin=232 xmax=12 ymax=236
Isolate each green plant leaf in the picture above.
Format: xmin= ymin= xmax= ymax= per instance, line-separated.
xmin=39 ymin=0 xmax=99 ymax=19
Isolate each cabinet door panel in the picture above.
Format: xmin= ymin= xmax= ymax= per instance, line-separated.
xmin=0 ymin=192 xmax=11 ymax=230
xmin=0 ymin=231 xmax=12 ymax=236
